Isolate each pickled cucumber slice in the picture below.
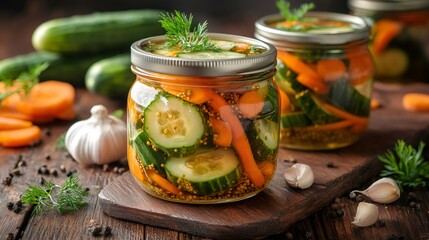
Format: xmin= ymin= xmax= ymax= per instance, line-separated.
xmin=165 ymin=148 xmax=242 ymax=195
xmin=247 ymin=118 xmax=279 ymax=162
xmin=133 ymin=131 xmax=167 ymax=175
xmin=296 ymin=90 xmax=340 ymax=124
xmin=328 ymin=78 xmax=371 ymax=117
xmin=373 ymin=48 xmax=409 ymax=78
xmin=144 ymin=92 xmax=206 ymax=157
xmin=281 ymin=112 xmax=312 ymax=128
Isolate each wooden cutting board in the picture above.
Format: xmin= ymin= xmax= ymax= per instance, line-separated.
xmin=99 ymin=83 xmax=429 ymax=240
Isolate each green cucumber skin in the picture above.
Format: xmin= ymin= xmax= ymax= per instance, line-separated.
xmin=296 ymin=90 xmax=340 ymax=125
xmin=247 ymin=118 xmax=279 ymax=162
xmin=281 ymin=112 xmax=312 ymax=128
xmin=0 ymin=51 xmax=111 ymax=86
xmin=32 ymin=9 xmax=164 ymax=54
xmin=328 ymin=78 xmax=371 ymax=117
xmin=133 ymin=131 xmax=167 ymax=176
xmin=275 ymin=60 xmax=307 ymax=94
xmin=259 ymin=81 xmax=280 ymax=122
xmin=85 ymin=54 xmax=134 ymax=99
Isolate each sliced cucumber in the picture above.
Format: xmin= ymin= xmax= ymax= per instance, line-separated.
xmin=373 ymin=48 xmax=409 ymax=78
xmin=165 ymin=148 xmax=242 ymax=195
xmin=133 ymin=131 xmax=167 ymax=175
xmin=296 ymin=90 xmax=340 ymax=124
xmin=247 ymin=118 xmax=279 ymax=162
xmin=212 ymin=40 xmax=236 ymax=51
xmin=144 ymin=92 xmax=206 ymax=157
xmin=281 ymin=112 xmax=312 ymax=128
xmin=275 ymin=59 xmax=307 ymax=94
xmin=328 ymin=78 xmax=371 ymax=117
xmin=258 ymin=81 xmax=280 ymax=121
xmin=177 ymin=51 xmax=246 ymax=59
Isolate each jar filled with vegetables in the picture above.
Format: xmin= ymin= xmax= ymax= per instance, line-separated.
xmin=349 ymin=0 xmax=429 ymax=82
xmin=128 ymin=11 xmax=279 ymax=203
xmin=255 ymin=1 xmax=373 ymax=150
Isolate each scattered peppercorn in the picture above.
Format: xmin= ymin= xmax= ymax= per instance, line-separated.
xmin=67 ymin=170 xmax=77 ymax=177
xmin=336 ymin=209 xmax=344 ymax=217
xmin=3 ymin=176 xmax=13 ymax=186
xmin=7 ymin=202 xmax=14 ymax=210
xmin=326 ymin=162 xmax=336 ymax=168
xmin=92 ymin=226 xmax=102 ymax=237
xmin=103 ymin=226 xmax=112 ymax=236
xmin=13 ymin=204 xmax=22 ymax=213
xmin=45 ymin=154 xmax=51 ymax=161
xmin=50 ymin=169 xmax=58 ymax=177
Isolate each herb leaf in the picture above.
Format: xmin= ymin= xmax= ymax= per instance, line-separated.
xmin=21 ymin=173 xmax=88 ymax=214
xmin=378 ymin=140 xmax=429 ymax=190
xmin=159 ymin=10 xmax=219 ymax=53
xmin=276 ymin=0 xmax=315 ymax=21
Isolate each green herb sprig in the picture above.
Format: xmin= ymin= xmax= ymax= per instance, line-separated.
xmin=378 ymin=140 xmax=429 ymax=190
xmin=159 ymin=10 xmax=219 ymax=53
xmin=276 ymin=0 xmax=315 ymax=21
xmin=21 ymin=173 xmax=88 ymax=214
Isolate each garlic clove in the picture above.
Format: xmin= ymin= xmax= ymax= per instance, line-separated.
xmin=351 ymin=202 xmax=379 ymax=227
xmin=284 ymin=163 xmax=314 ymax=189
xmin=350 ymin=177 xmax=400 ymax=204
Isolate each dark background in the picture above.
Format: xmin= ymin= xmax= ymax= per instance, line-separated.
xmin=0 ymin=0 xmax=348 ymax=59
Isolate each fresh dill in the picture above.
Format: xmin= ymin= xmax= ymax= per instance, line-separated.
xmin=21 ymin=173 xmax=88 ymax=214
xmin=276 ymin=0 xmax=315 ymax=21
xmin=158 ymin=10 xmax=219 ymax=53
xmin=378 ymin=140 xmax=429 ymax=190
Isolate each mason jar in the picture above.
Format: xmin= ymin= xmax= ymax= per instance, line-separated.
xmin=349 ymin=0 xmax=429 ymax=82
xmin=255 ymin=12 xmax=374 ymax=150
xmin=127 ymin=33 xmax=279 ymax=203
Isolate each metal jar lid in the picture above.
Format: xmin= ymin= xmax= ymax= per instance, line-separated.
xmin=349 ymin=0 xmax=429 ymax=12
xmin=131 ymin=33 xmax=277 ymax=77
xmin=254 ymin=12 xmax=371 ymax=48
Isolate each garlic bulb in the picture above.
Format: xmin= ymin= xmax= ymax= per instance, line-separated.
xmin=65 ymin=105 xmax=127 ymax=165
xmin=284 ymin=163 xmax=314 ymax=189
xmin=351 ymin=202 xmax=379 ymax=227
xmin=349 ymin=177 xmax=400 ymax=204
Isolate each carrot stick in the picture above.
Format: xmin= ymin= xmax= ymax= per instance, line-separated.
xmin=209 ymin=117 xmax=232 ymax=147
xmin=127 ymin=144 xmax=147 ymax=183
xmin=370 ymin=99 xmax=381 ymax=110
xmin=161 ymin=84 xmax=214 ymax=104
xmin=209 ymin=92 xmax=265 ymax=187
xmin=258 ymin=161 xmax=275 ymax=179
xmin=372 ymin=19 xmax=403 ymax=54
xmin=0 ymin=116 xmax=32 ymax=130
xmin=403 ymin=93 xmax=429 ymax=112
xmin=277 ymin=51 xmax=326 ymax=94
xmin=147 ymin=170 xmax=182 ymax=195
xmin=316 ymin=59 xmax=346 ymax=81
xmin=238 ymin=90 xmax=265 ymax=118
xmin=322 ymin=103 xmax=369 ymax=125
xmin=301 ymin=120 xmax=354 ymax=131
xmin=279 ymin=88 xmax=290 ymax=113
xmin=0 ymin=125 xmax=41 ymax=147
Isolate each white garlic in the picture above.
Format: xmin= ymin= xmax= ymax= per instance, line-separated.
xmin=283 ymin=163 xmax=314 ymax=189
xmin=351 ymin=202 xmax=379 ymax=227
xmin=349 ymin=177 xmax=400 ymax=204
xmin=65 ymin=105 xmax=127 ymax=165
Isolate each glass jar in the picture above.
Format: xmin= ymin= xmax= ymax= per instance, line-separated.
xmin=349 ymin=0 xmax=429 ymax=82
xmin=128 ymin=33 xmax=279 ymax=203
xmin=255 ymin=12 xmax=374 ymax=150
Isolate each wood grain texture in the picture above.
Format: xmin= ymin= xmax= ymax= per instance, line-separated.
xmin=98 ymin=83 xmax=429 ymax=240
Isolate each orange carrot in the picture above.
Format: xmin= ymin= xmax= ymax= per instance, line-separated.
xmin=370 ymin=99 xmax=381 ymax=110
xmin=316 ymin=59 xmax=346 ymax=81
xmin=238 ymin=90 xmax=265 ymax=118
xmin=403 ymin=93 xmax=429 ymax=112
xmin=0 ymin=116 xmax=32 ymax=130
xmin=209 ymin=117 xmax=232 ymax=147
xmin=259 ymin=161 xmax=276 ymax=179
xmin=279 ymin=88 xmax=290 ymax=113
xmin=322 ymin=103 xmax=369 ymax=125
xmin=3 ymin=81 xmax=75 ymax=118
xmin=302 ymin=120 xmax=354 ymax=131
xmin=0 ymin=108 xmax=33 ymax=121
xmin=55 ymin=105 xmax=77 ymax=121
xmin=351 ymin=122 xmax=368 ymax=133
xmin=372 ymin=19 xmax=403 ymax=54
xmin=0 ymin=125 xmax=41 ymax=147
xmin=161 ymin=84 xmax=214 ymax=104
xmin=347 ymin=48 xmax=375 ymax=85
xmin=147 ymin=170 xmax=182 ymax=195
xmin=277 ymin=51 xmax=326 ymax=94
xmin=209 ymin=92 xmax=265 ymax=187
xmin=127 ymin=144 xmax=146 ymax=183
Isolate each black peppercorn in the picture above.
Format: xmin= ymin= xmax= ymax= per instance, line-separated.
xmin=103 ymin=226 xmax=112 ymax=236
xmin=3 ymin=176 xmax=12 ymax=186
xmin=336 ymin=209 xmax=344 ymax=217
xmin=92 ymin=226 xmax=102 ymax=237
xmin=7 ymin=202 xmax=14 ymax=211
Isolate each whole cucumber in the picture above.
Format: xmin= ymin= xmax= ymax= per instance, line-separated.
xmin=32 ymin=9 xmax=164 ymax=54
xmin=85 ymin=54 xmax=134 ymax=100
xmin=0 ymin=51 xmax=115 ymax=86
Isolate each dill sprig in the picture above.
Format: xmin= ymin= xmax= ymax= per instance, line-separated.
xmin=21 ymin=173 xmax=88 ymax=214
xmin=276 ymin=0 xmax=315 ymax=21
xmin=378 ymin=140 xmax=429 ymax=190
xmin=159 ymin=10 xmax=219 ymax=53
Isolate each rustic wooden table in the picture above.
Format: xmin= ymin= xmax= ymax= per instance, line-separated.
xmin=1 ymin=6 xmax=429 ymax=240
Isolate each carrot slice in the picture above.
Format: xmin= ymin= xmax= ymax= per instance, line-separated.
xmin=0 ymin=108 xmax=33 ymax=121
xmin=277 ymin=51 xmax=326 ymax=94
xmin=372 ymin=19 xmax=403 ymax=54
xmin=259 ymin=161 xmax=275 ymax=179
xmin=403 ymin=93 xmax=429 ymax=112
xmin=209 ymin=92 xmax=265 ymax=187
xmin=161 ymin=84 xmax=214 ymax=104
xmin=316 ymin=59 xmax=346 ymax=81
xmin=209 ymin=117 xmax=232 ymax=147
xmin=347 ymin=49 xmax=375 ymax=85
xmin=0 ymin=116 xmax=32 ymax=130
xmin=322 ymin=103 xmax=369 ymax=125
xmin=147 ymin=170 xmax=182 ymax=195
xmin=0 ymin=125 xmax=41 ymax=147
xmin=3 ymin=81 xmax=75 ymax=118
xmin=55 ymin=105 xmax=77 ymax=121
xmin=238 ymin=90 xmax=265 ymax=118
xmin=279 ymin=88 xmax=290 ymax=113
